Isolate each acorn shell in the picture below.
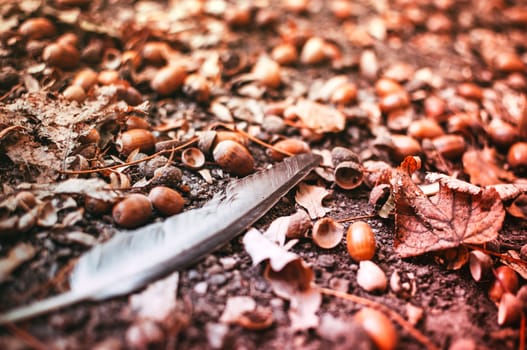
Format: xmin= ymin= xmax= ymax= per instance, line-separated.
xmin=334 ymin=161 xmax=364 ymax=190
xmin=312 ymin=217 xmax=344 ymax=249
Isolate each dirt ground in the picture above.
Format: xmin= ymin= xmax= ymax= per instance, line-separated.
xmin=1 ymin=0 xmax=527 ymax=349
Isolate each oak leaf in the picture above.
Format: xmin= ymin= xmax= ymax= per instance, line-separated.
xmin=391 ymin=157 xmax=505 ymax=258
xmin=295 ymin=183 xmax=330 ymax=219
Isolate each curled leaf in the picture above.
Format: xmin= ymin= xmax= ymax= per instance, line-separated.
xmin=295 ymin=183 xmax=330 ymax=219
xmin=243 ymin=229 xmax=321 ymax=330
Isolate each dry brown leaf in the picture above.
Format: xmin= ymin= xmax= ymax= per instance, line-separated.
xmin=506 ymin=193 xmax=527 ymax=219
xmin=391 ymin=157 xmax=505 ymax=258
xmin=501 ymin=250 xmax=527 ymax=280
xmin=243 ymin=229 xmax=321 ymax=331
xmin=0 ymin=243 xmax=36 ymax=283
xmin=128 ymin=271 xmax=179 ymax=323
xmin=462 ymin=148 xmax=516 ymax=186
xmin=263 ymin=210 xmax=312 ymax=246
xmin=287 ymin=99 xmax=346 ymax=133
xmin=295 ymin=183 xmax=330 ymax=219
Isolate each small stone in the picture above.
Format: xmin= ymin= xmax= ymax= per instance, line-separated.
xmin=209 ymin=274 xmax=227 ymax=286
xmin=194 ymin=281 xmax=208 ymax=294
xmin=206 ymin=322 xmax=229 ymax=349
xmin=316 ymin=254 xmax=335 ymax=268
xmin=220 ymin=257 xmax=237 ymax=270
xmin=329 ymin=277 xmax=350 ymax=293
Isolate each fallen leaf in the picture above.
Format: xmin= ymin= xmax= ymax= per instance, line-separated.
xmin=128 ymin=271 xmax=179 ymax=323
xmin=506 ymin=193 xmax=527 ymax=219
xmin=263 ymin=210 xmax=312 ymax=246
xmin=243 ymin=229 xmax=321 ymax=330
xmin=287 ymin=99 xmax=346 ymax=133
xmin=391 ymin=157 xmax=505 ymax=258
xmin=501 ymin=250 xmax=527 ymax=280
xmin=0 ymin=243 xmax=36 ymax=283
xmin=462 ymin=148 xmax=516 ymax=186
xmin=295 ymin=183 xmax=330 ymax=219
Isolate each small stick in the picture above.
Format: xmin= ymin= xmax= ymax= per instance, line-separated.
xmin=464 ymin=244 xmax=527 ymax=268
xmin=319 ymin=287 xmax=439 ymax=350
xmin=59 ymin=136 xmax=198 ymax=175
xmin=336 ymin=214 xmax=376 ymax=223
xmin=4 ymin=323 xmax=47 ymax=350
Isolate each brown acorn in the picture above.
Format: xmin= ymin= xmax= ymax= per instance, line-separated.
xmin=183 ymin=74 xmax=210 ymax=103
xmin=63 ymin=85 xmax=86 ymax=103
xmin=498 ymin=293 xmax=523 ymax=326
xmin=468 ymin=250 xmax=493 ymax=282
xmin=431 ymin=134 xmax=465 ymax=159
xmin=267 ymin=139 xmax=310 ymax=161
xmin=390 ymin=134 xmax=421 ymax=161
xmin=213 ymin=140 xmax=254 ymax=176
xmin=488 ymin=266 xmax=519 ymax=303
xmin=72 ymin=68 xmax=98 ymax=91
xmin=19 ymin=18 xmax=56 ymax=40
xmin=300 ymin=37 xmax=327 ymax=65
xmin=346 ymin=221 xmax=376 ymax=262
xmin=125 ymin=116 xmax=150 ymax=130
xmin=407 ymin=119 xmax=444 ymax=140
xmin=355 ymin=308 xmax=398 ymax=350
xmin=116 ymin=129 xmax=156 ymax=155
xmin=43 ymin=43 xmax=80 ymax=70
xmin=507 ymin=142 xmax=527 ymax=168
xmin=252 ymin=56 xmax=281 ymax=89
xmin=271 ymin=43 xmax=298 ymax=65
xmin=148 ymin=186 xmax=185 ymax=217
xmin=151 ymin=64 xmax=187 ymax=95
xmin=141 ymin=41 xmax=170 ymax=66
xmin=112 ymin=194 xmax=152 ymax=228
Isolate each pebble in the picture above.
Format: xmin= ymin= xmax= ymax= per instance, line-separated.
xmin=194 ymin=281 xmax=208 ymax=294
xmin=329 ymin=277 xmax=350 ymax=292
xmin=316 ymin=254 xmax=335 ymax=268
xmin=220 ymin=257 xmax=237 ymax=270
xmin=209 ymin=274 xmax=227 ymax=286
xmin=206 ymin=323 xmax=229 ymax=349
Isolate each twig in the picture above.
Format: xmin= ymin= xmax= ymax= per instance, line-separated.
xmin=59 ymin=136 xmax=198 ymax=175
xmin=4 ymin=323 xmax=47 ymax=350
xmin=319 ymin=287 xmax=439 ymax=350
xmin=336 ymin=214 xmax=376 ymax=223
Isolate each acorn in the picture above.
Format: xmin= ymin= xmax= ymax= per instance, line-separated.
xmin=181 ymin=147 xmax=205 ymax=169
xmin=19 ymin=18 xmax=56 ymax=40
xmin=213 ymin=140 xmax=255 ymax=176
xmin=72 ymin=68 xmax=98 ymax=91
xmin=116 ymin=129 xmax=156 ymax=155
xmin=375 ymin=78 xmax=404 ymax=97
xmin=62 ymin=85 xmax=86 ymax=103
xmin=150 ymin=64 xmax=187 ymax=95
xmin=15 ymin=192 xmax=38 ymax=210
xmin=312 ymin=217 xmax=344 ymax=249
xmin=355 ymin=308 xmax=398 ymax=350
xmin=214 ymin=131 xmax=248 ymax=148
xmin=252 ymin=56 xmax=281 ymax=89
xmin=456 ymin=82 xmax=483 ymax=101
xmin=498 ymin=293 xmax=523 ymax=326
xmin=183 ymin=74 xmax=210 ymax=103
xmin=271 ymin=43 xmax=298 ymax=65
xmin=346 ymin=221 xmax=376 ymax=262
xmin=424 ymin=95 xmax=447 ymax=121
xmin=112 ymin=194 xmax=152 ymax=228
xmin=488 ymin=266 xmax=519 ymax=303
xmin=330 ymin=82 xmax=357 ymax=105
xmin=98 ymin=70 xmax=120 ymax=85
xmin=487 ymin=119 xmax=518 ymax=149
xmin=407 ymin=119 xmax=444 ymax=140
xmin=379 ymin=91 xmax=410 ymax=113
xmin=431 ymin=134 xmax=465 ymax=159
xmin=125 ymin=115 xmax=150 ymax=130
xmin=148 ymin=186 xmax=185 ymax=217
xmin=57 ymin=32 xmax=79 ymax=47
xmin=84 ymin=196 xmax=114 ymax=216
xmin=493 ymin=52 xmax=525 ymax=73
xmin=141 ymin=41 xmax=170 ymax=66
xmin=300 ymin=37 xmax=327 ymax=65
xmin=390 ymin=134 xmax=421 ymax=161
xmin=43 ymin=43 xmax=80 ymax=70
xmin=267 ymin=139 xmax=310 ymax=161
xmin=507 ymin=142 xmax=527 ymax=168
xmin=356 ymin=260 xmax=387 ymax=292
